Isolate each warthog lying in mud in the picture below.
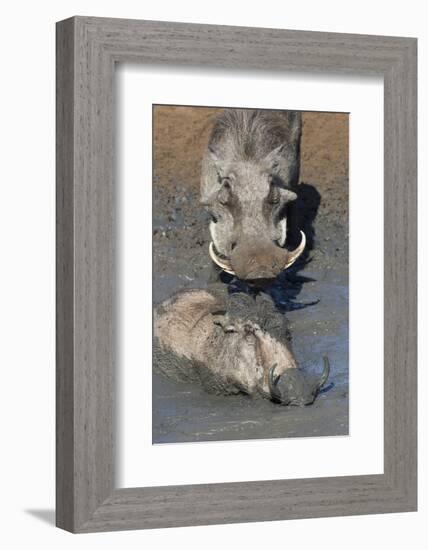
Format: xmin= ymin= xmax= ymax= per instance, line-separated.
xmin=154 ymin=289 xmax=330 ymax=406
xmin=201 ymin=108 xmax=306 ymax=282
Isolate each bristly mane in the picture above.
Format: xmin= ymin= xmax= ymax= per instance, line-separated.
xmin=208 ymin=108 xmax=301 ymax=162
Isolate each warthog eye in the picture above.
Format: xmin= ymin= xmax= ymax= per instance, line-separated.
xmin=221 ymin=177 xmax=232 ymax=189
xmin=218 ymin=178 xmax=232 ymax=205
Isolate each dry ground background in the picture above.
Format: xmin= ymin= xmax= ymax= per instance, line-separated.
xmin=152 ymin=106 xmax=349 ymax=443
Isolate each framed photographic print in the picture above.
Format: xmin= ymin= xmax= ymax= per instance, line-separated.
xmin=56 ymin=16 xmax=417 ymax=532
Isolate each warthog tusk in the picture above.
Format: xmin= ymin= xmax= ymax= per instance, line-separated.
xmin=283 ymin=230 xmax=306 ymax=269
xmin=278 ymin=218 xmax=287 ymax=247
xmin=268 ymin=364 xmax=282 ymax=403
xmin=312 ymin=356 xmax=331 ymax=395
xmin=209 ymin=242 xmax=236 ymax=275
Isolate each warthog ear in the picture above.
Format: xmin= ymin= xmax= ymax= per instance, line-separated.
xmin=264 ymin=142 xmax=289 ymax=166
xmin=265 ymin=112 xmax=302 ymax=169
xmin=208 ymin=146 xmax=229 ymax=180
xmin=264 ymin=141 xmax=299 ymax=173
xmin=208 ymin=145 xmax=220 ymax=161
xmin=208 ymin=146 xmax=222 ymax=172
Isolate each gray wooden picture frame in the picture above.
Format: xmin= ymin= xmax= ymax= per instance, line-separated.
xmin=56 ymin=16 xmax=417 ymax=533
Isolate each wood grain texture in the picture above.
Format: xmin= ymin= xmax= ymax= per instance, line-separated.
xmin=56 ymin=17 xmax=75 ymax=532
xmin=56 ymin=16 xmax=417 ymax=533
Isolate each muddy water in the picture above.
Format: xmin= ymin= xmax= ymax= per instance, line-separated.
xmin=152 ymin=211 xmax=349 ymax=443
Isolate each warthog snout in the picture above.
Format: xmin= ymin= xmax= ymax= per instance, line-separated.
xmin=209 ymin=230 xmax=306 ymax=281
xmin=229 ymin=235 xmax=305 ymax=281
xmin=268 ymin=357 xmax=331 ymax=406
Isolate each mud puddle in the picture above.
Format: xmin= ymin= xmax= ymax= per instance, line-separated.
xmin=152 ymin=218 xmax=348 ymax=443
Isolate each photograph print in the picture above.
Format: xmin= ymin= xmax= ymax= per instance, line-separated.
xmin=152 ymin=105 xmax=349 ymax=444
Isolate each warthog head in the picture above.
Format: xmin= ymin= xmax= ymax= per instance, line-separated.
xmin=201 ymin=108 xmax=305 ymax=282
xmin=213 ymin=314 xmax=329 ymax=404
xmin=268 ymin=357 xmax=331 ymax=406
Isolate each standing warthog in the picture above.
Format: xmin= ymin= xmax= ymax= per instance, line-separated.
xmin=154 ymin=289 xmax=330 ymax=406
xmin=201 ymin=108 xmax=306 ymax=282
